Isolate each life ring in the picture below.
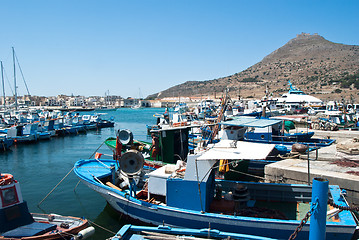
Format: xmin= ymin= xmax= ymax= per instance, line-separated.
xmin=0 ymin=174 xmax=14 ymax=186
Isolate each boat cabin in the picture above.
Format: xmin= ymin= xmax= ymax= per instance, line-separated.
xmin=220 ymin=117 xmax=283 ymax=142
xmin=151 ymin=126 xmax=190 ymax=164
xmin=0 ymin=174 xmax=57 ymax=238
xmin=146 ymin=140 xmax=276 ymax=212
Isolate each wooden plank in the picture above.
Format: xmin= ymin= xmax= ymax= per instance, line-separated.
xmin=106 ymin=182 xmax=122 ymax=191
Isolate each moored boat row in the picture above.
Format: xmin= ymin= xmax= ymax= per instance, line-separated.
xmin=0 ymin=111 xmax=115 ymax=151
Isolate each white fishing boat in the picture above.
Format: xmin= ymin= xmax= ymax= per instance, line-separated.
xmin=275 ymin=80 xmax=323 ymax=112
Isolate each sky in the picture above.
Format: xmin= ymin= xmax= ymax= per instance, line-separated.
xmin=0 ymin=0 xmax=358 ymax=98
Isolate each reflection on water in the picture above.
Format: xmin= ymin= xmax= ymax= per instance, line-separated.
xmin=0 ymin=108 xmax=164 ymax=239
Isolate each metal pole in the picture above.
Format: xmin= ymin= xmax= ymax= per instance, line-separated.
xmin=12 ymin=47 xmax=17 ymax=110
xmin=1 ymin=61 xmax=5 ymax=109
xmin=307 ymin=144 xmax=310 ymax=185
xmin=309 ymin=178 xmax=328 ymax=240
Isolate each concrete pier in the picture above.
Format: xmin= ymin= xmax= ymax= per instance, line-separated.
xmin=264 ymin=125 xmax=359 ymax=205
xmin=265 ymin=159 xmax=359 ymax=204
xmin=265 ymin=128 xmax=359 ymax=204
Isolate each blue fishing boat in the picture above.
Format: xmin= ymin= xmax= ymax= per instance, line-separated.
xmin=37 ymin=119 xmax=56 ymax=138
xmin=112 ymin=224 xmax=279 ymax=240
xmin=3 ymin=124 xmax=38 ymax=143
xmin=74 ymin=148 xmax=357 ymax=240
xmin=81 ymin=113 xmax=114 ymax=129
xmin=0 ymin=136 xmax=14 ymax=151
xmin=53 ymin=117 xmax=86 ymax=136
xmin=219 ymin=117 xmax=335 ymax=153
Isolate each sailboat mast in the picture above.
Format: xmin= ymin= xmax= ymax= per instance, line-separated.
xmin=1 ymin=61 xmax=5 ymax=109
xmin=12 ymin=47 xmax=18 ymax=110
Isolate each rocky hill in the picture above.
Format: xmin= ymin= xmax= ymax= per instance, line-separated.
xmin=148 ymin=33 xmax=359 ymax=103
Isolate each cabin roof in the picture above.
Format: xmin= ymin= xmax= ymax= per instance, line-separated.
xmin=221 ymin=117 xmax=281 ymax=128
xmin=197 ymin=140 xmax=276 ymax=160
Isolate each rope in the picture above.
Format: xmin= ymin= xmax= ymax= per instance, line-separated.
xmin=39 ymin=140 xmax=106 ymax=205
xmin=55 ymin=230 xmax=75 ymax=239
xmin=88 ymin=219 xmax=117 ymax=235
xmin=14 ymin=50 xmax=31 ymax=96
xmin=38 ymin=166 xmax=74 ymax=206
xmin=95 ymin=158 xmax=112 ymax=169
xmin=195 ymin=158 xmax=205 ymax=213
xmin=228 ymin=169 xmax=266 ymax=181
xmin=89 ymin=140 xmax=106 ymax=158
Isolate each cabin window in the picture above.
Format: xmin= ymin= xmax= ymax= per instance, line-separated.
xmin=1 ymin=186 xmax=19 ymax=207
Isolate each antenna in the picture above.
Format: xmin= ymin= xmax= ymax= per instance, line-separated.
xmin=1 ymin=61 xmax=5 ymax=109
xmin=14 ymin=50 xmax=31 ymax=96
xmin=12 ymin=47 xmax=17 ymax=110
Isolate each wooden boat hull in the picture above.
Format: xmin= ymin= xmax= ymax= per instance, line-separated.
xmin=1 ymin=214 xmax=89 ymax=240
xmin=0 ymin=173 xmax=92 ymax=240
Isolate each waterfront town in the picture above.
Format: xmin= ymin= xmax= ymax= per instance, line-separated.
xmin=0 ymin=94 xmax=221 ymax=109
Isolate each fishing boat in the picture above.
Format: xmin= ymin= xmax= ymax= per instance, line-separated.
xmin=219 ymin=116 xmax=335 ymax=153
xmin=111 ymin=224 xmax=278 ymax=240
xmin=0 ymin=136 xmax=14 ymax=151
xmin=74 ymin=147 xmax=357 ymax=240
xmin=104 ymin=127 xmax=192 ymax=168
xmin=3 ymin=124 xmax=39 ymax=143
xmin=81 ymin=113 xmax=114 ymax=129
xmin=104 ymin=130 xmax=164 ymax=169
xmin=275 ymin=80 xmax=323 ymax=113
xmin=0 ymin=173 xmax=94 ymax=240
xmin=105 ymin=137 xmax=152 ymax=157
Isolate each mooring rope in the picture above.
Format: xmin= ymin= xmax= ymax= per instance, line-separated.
xmin=38 ymin=140 xmax=106 ymax=206
xmin=88 ymin=219 xmax=117 ymax=235
xmin=38 ymin=166 xmax=75 ymax=206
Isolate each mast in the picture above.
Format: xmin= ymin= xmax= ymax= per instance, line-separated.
xmin=12 ymin=47 xmax=18 ymax=110
xmin=1 ymin=61 xmax=5 ymax=109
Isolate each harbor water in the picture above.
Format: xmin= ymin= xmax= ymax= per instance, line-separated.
xmin=0 ymin=108 xmax=164 ymax=239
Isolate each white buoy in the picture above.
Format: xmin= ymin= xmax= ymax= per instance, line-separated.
xmin=71 ymin=226 xmax=95 ymax=240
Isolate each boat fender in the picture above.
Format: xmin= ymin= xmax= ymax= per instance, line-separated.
xmin=292 ymin=143 xmax=308 ymax=153
xmin=71 ymin=226 xmax=95 ymax=240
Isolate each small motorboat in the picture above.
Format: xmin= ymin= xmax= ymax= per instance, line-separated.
xmin=0 ymin=173 xmax=94 ymax=240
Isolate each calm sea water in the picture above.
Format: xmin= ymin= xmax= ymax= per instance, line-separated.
xmin=0 ymin=108 xmax=164 ymax=239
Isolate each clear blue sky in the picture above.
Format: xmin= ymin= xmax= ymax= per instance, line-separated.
xmin=1 ymin=0 xmax=358 ymax=98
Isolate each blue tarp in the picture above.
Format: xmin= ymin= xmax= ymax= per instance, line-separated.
xmin=221 ymin=117 xmax=281 ymax=128
xmin=2 ymin=222 xmax=57 ymax=238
